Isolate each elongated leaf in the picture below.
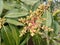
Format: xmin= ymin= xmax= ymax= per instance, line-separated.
xmin=3 ymin=2 xmax=15 ymax=10
xmin=43 ymin=10 xmax=52 ymax=27
xmin=1 ymin=26 xmax=15 ymax=45
xmin=32 ymin=0 xmax=40 ymax=11
xmin=4 ymin=10 xmax=28 ymax=18
xmin=32 ymin=35 xmax=47 ymax=45
xmin=53 ymin=20 xmax=60 ymax=35
xmin=20 ymin=34 xmax=30 ymax=45
xmin=46 ymin=10 xmax=52 ymax=27
xmin=5 ymin=18 xmax=24 ymax=26
xmin=21 ymin=1 xmax=32 ymax=11
xmin=32 ymin=35 xmax=41 ymax=45
xmin=53 ymin=40 xmax=60 ymax=45
xmin=9 ymin=24 xmax=19 ymax=45
xmin=3 ymin=1 xmax=21 ymax=10
xmin=21 ymin=0 xmax=38 ymax=5
xmin=0 ymin=0 xmax=3 ymax=16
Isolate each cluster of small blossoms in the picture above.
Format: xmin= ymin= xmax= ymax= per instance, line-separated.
xmin=41 ymin=25 xmax=53 ymax=31
xmin=19 ymin=3 xmax=53 ymax=37
xmin=0 ymin=18 xmax=6 ymax=29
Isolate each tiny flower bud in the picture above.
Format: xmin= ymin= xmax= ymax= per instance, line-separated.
xmin=31 ymin=32 xmax=35 ymax=36
xmin=30 ymin=10 xmax=33 ymax=14
xmin=41 ymin=25 xmax=45 ymax=29
xmin=38 ymin=32 xmax=43 ymax=35
xmin=28 ymin=23 xmax=32 ymax=26
xmin=49 ymin=28 xmax=54 ymax=31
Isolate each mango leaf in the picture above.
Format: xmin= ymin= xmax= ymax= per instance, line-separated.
xmin=20 ymin=34 xmax=30 ymax=45
xmin=32 ymin=0 xmax=40 ymax=11
xmin=5 ymin=18 xmax=24 ymax=26
xmin=21 ymin=0 xmax=39 ymax=5
xmin=3 ymin=2 xmax=14 ymax=10
xmin=43 ymin=10 xmax=52 ymax=27
xmin=1 ymin=26 xmax=15 ymax=45
xmin=53 ymin=40 xmax=60 ymax=45
xmin=4 ymin=9 xmax=28 ymax=18
xmin=9 ymin=24 xmax=20 ymax=45
xmin=32 ymin=35 xmax=47 ymax=45
xmin=3 ymin=1 xmax=20 ymax=10
xmin=21 ymin=1 xmax=32 ymax=11
xmin=53 ymin=20 xmax=60 ymax=35
xmin=0 ymin=0 xmax=3 ymax=16
xmin=45 ymin=10 xmax=52 ymax=27
xmin=32 ymin=35 xmax=41 ymax=45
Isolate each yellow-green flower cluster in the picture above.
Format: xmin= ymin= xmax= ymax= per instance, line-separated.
xmin=19 ymin=3 xmax=53 ymax=37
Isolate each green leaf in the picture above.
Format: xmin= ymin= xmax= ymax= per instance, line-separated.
xmin=32 ymin=35 xmax=41 ymax=45
xmin=9 ymin=24 xmax=20 ymax=45
xmin=20 ymin=34 xmax=30 ymax=45
xmin=0 ymin=0 xmax=3 ymax=16
xmin=53 ymin=20 xmax=60 ymax=35
xmin=32 ymin=35 xmax=47 ymax=45
xmin=3 ymin=1 xmax=21 ymax=10
xmin=3 ymin=2 xmax=14 ymax=10
xmin=45 ymin=10 xmax=52 ymax=27
xmin=21 ymin=1 xmax=32 ymax=11
xmin=53 ymin=40 xmax=60 ymax=45
xmin=21 ymin=0 xmax=39 ymax=5
xmin=4 ymin=9 xmax=28 ymax=18
xmin=5 ymin=18 xmax=24 ymax=26
xmin=43 ymin=10 xmax=52 ymax=27
xmin=32 ymin=0 xmax=40 ymax=11
xmin=1 ymin=26 xmax=15 ymax=45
